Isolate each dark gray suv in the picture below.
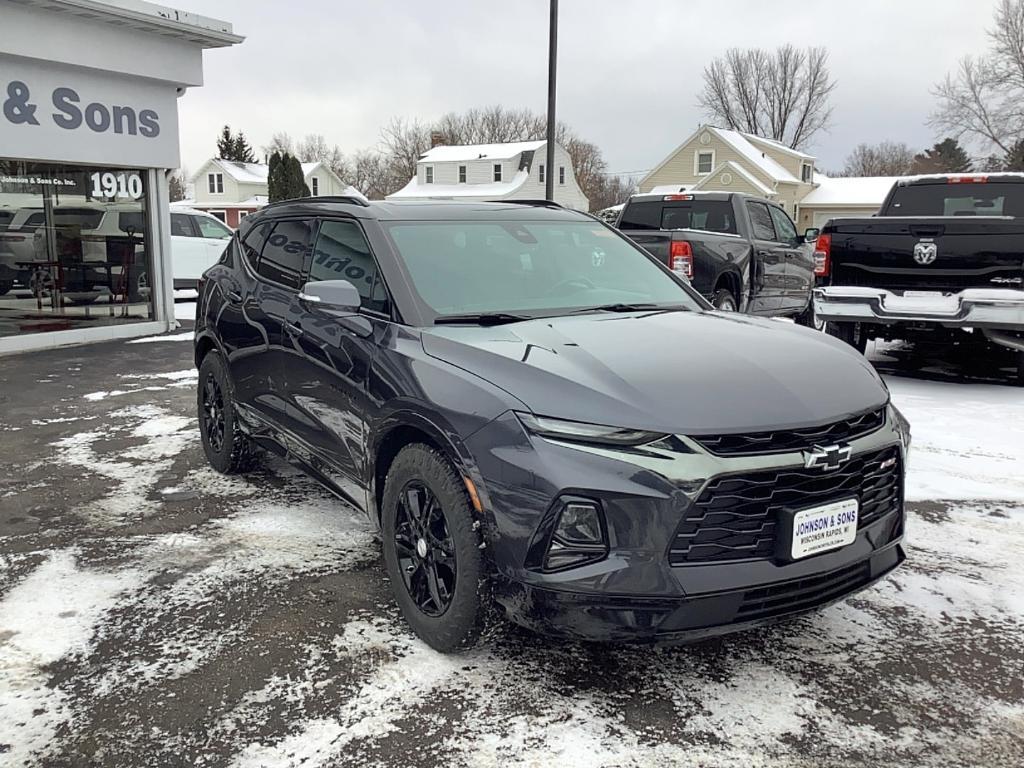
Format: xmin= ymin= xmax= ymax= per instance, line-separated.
xmin=194 ymin=197 xmax=910 ymax=652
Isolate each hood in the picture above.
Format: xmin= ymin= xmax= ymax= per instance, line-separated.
xmin=421 ymin=311 xmax=888 ymax=435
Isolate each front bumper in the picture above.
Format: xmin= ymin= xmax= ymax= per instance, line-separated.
xmin=814 ymin=286 xmax=1024 ymax=330
xmin=496 ymin=544 xmax=903 ymax=644
xmin=467 ymin=410 xmax=907 ymax=643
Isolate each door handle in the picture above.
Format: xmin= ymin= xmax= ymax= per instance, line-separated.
xmin=285 ymin=321 xmax=303 ymax=338
xmin=226 ymin=290 xmax=243 ymax=304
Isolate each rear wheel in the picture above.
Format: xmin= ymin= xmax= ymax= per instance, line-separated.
xmin=712 ymin=289 xmax=737 ymax=312
xmin=795 ymin=298 xmax=824 ymax=331
xmin=381 ymin=444 xmax=492 ymax=652
xmin=197 ymin=352 xmax=258 ymax=474
xmin=827 ymin=321 xmax=867 ymax=355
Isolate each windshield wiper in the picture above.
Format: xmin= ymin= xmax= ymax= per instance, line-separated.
xmin=569 ymin=303 xmax=690 ymax=314
xmin=433 ymin=312 xmax=532 ymax=326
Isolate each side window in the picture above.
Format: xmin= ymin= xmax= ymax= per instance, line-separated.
xmin=310 ymin=219 xmax=389 ymax=314
xmin=170 ymin=213 xmax=196 ymax=237
xmin=746 ymin=202 xmax=778 ymax=242
xmin=258 ymin=219 xmax=315 ymax=290
xmin=195 ymin=216 xmax=232 ymax=240
xmin=768 ymin=206 xmax=798 ymax=244
xmin=242 ymin=221 xmax=272 ymax=272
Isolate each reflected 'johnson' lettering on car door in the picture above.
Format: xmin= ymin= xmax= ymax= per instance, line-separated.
xmin=2 ymin=78 xmax=160 ymax=137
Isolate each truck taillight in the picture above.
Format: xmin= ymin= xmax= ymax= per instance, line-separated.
xmin=669 ymin=240 xmax=693 ymax=278
xmin=813 ymin=234 xmax=831 ymax=277
xmin=947 ymin=175 xmax=988 ymax=184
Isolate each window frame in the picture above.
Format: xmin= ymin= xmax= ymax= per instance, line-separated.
xmin=311 ymin=176 xmax=320 ymax=196
xmin=801 ymin=163 xmax=813 ymax=183
xmin=305 ymin=216 xmax=395 ymax=320
xmin=208 ymin=172 xmax=224 ymax=195
xmin=458 ymin=165 xmax=467 ymax=184
xmin=207 ymin=209 xmax=227 ymax=223
xmin=493 ymin=163 xmax=502 ymax=182
xmin=695 ymin=150 xmax=715 ymax=176
xmin=539 ymin=164 xmax=545 ymax=183
xmin=559 ymin=166 xmax=566 ymax=185
xmin=170 ymin=212 xmax=199 ymax=238
xmin=745 ymin=200 xmax=779 ymax=242
xmin=767 ymin=204 xmax=799 ymax=245
xmin=424 ymin=166 xmax=434 ymax=184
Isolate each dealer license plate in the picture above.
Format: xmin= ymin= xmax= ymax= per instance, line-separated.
xmin=789 ymin=498 xmax=859 ymax=560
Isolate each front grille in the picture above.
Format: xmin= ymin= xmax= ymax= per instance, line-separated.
xmin=668 ymin=446 xmax=901 ymax=565
xmin=691 ymin=409 xmax=885 ymax=456
xmin=737 ymin=561 xmax=873 ymax=621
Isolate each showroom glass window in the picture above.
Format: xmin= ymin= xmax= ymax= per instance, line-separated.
xmin=0 ymin=158 xmax=153 ymax=337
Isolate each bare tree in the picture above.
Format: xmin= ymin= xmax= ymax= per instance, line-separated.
xmin=295 ymin=133 xmax=351 ymax=182
xmin=931 ymin=0 xmax=1024 ymax=153
xmin=699 ymin=45 xmax=836 ymax=149
xmin=261 ymin=132 xmax=294 ymax=160
xmin=840 ymin=141 xmax=916 ymax=176
xmin=168 ymin=169 xmax=187 ymax=202
xmin=380 ymin=117 xmax=433 ymax=186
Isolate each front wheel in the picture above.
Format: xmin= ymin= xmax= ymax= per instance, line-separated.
xmin=827 ymin=321 xmax=867 ymax=355
xmin=381 ymin=444 xmax=493 ymax=652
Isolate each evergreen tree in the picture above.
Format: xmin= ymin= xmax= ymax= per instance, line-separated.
xmin=910 ymin=138 xmax=972 ymax=174
xmin=268 ymin=152 xmax=282 ymax=202
xmin=1003 ymin=139 xmax=1024 ymax=171
xmin=233 ymin=132 xmax=256 ymax=164
xmin=216 ymin=126 xmax=235 ymax=160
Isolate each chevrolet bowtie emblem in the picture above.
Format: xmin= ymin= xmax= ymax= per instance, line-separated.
xmin=804 ymin=444 xmax=852 ymax=471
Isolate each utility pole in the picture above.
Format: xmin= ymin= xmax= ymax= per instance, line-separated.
xmin=545 ymin=0 xmax=558 ymax=202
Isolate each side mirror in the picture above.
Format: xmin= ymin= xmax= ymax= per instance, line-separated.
xmin=298 ymin=279 xmax=361 ymax=312
xmin=804 ymin=227 xmax=820 ymax=242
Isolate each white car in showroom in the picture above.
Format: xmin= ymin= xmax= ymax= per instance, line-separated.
xmin=168 ymin=207 xmax=233 ymax=289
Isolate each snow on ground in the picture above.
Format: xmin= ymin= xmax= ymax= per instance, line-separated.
xmin=0 ymin=344 xmax=1022 ymax=766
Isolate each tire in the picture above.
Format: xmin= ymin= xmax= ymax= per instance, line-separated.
xmin=712 ymin=289 xmax=738 ymax=312
xmin=795 ymin=297 xmax=824 ymax=331
xmin=827 ymin=321 xmax=868 ymax=355
xmin=197 ymin=352 xmax=258 ymax=474
xmin=381 ymin=444 xmax=493 ymax=652
xmin=0 ymin=280 xmax=12 ymax=296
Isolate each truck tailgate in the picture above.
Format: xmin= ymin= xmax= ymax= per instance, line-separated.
xmin=829 ymin=217 xmax=1024 ymax=292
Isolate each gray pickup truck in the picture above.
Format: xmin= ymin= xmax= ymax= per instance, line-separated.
xmin=616 ymin=192 xmax=820 ymax=324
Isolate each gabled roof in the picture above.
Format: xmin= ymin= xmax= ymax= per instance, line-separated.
xmin=192 ymin=159 xmax=341 ymax=186
xmin=742 ymin=133 xmax=815 ymax=160
xmin=691 ymin=161 xmax=774 ymax=197
xmin=641 ymin=126 xmax=808 ymax=189
xmin=418 ymin=140 xmax=547 ymax=164
xmin=386 ymin=170 xmax=530 ymax=200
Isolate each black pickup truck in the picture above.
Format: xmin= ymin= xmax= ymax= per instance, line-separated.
xmin=813 ymin=174 xmax=1024 ymax=384
xmin=616 ymin=192 xmax=820 ymax=324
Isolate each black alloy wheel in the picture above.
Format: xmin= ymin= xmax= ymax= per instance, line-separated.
xmin=394 ymin=481 xmax=457 ymax=616
xmin=201 ymin=372 xmax=226 ymax=454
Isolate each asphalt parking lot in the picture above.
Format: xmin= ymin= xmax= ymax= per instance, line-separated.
xmin=1 ymin=330 xmax=1022 ymax=768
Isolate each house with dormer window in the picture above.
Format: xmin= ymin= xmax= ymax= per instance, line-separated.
xmin=386 ymin=140 xmax=589 ymax=211
xmin=639 ymin=126 xmax=896 ymax=229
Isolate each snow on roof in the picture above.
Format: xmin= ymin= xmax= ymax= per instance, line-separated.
xmin=199 ymin=160 xmax=330 ymax=185
xmin=692 ymin=160 xmax=774 ymax=196
xmin=386 ymin=170 xmax=530 ymax=200
xmin=713 ymin=128 xmax=799 ymax=184
xmin=801 ymin=175 xmax=901 ymax=207
xmin=418 ymin=141 xmax=547 ymax=163
xmin=741 ymin=133 xmax=815 ymax=160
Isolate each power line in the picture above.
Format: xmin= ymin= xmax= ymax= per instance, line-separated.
xmin=600 ymin=168 xmax=651 ymax=176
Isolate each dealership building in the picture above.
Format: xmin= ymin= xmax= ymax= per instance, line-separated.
xmin=0 ymin=0 xmax=241 ymax=354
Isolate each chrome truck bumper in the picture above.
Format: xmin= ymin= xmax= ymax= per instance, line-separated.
xmin=814 ymin=286 xmax=1024 ymax=351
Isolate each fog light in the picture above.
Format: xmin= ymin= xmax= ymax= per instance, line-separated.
xmin=555 ymin=502 xmax=603 ymax=545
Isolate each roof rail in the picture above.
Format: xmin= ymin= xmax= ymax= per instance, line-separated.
xmin=262 ymin=195 xmax=370 ymax=210
xmin=487 ymin=199 xmax=564 ymax=209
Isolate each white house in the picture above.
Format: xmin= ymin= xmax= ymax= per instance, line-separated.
xmin=188 ymin=158 xmax=355 ymax=228
xmin=387 ymin=140 xmax=589 ymax=211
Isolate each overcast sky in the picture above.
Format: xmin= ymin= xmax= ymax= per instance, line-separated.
xmin=177 ymin=0 xmax=1000 ymax=179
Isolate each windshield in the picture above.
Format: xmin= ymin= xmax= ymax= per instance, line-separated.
xmin=383 ymin=220 xmax=701 ymax=320
xmin=887 ymin=182 xmax=1024 ymax=217
xmin=618 ymin=199 xmax=738 ymax=234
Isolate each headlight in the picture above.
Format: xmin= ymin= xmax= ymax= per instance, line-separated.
xmin=889 ymin=404 xmax=911 ymax=455
xmin=515 ymin=412 xmax=667 ymax=446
